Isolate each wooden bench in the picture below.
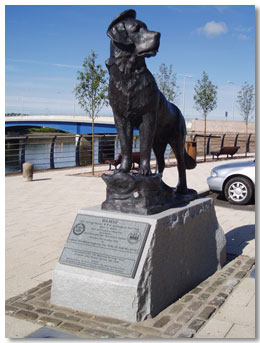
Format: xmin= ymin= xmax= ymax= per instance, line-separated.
xmin=105 ymin=152 xmax=141 ymax=170
xmin=211 ymin=146 xmax=240 ymax=159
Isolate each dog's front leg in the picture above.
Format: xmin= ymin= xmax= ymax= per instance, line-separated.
xmin=170 ymin=138 xmax=188 ymax=194
xmin=114 ymin=115 xmax=133 ymax=173
xmin=138 ymin=112 xmax=156 ymax=176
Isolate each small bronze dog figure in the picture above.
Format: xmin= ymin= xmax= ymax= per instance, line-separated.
xmin=106 ymin=9 xmax=196 ymax=194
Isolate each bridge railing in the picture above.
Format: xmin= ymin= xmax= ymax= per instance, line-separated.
xmin=5 ymin=132 xmax=255 ymax=174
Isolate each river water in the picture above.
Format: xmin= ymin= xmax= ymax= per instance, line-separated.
xmin=5 ymin=135 xmax=170 ymax=174
xmin=5 ymin=137 xmax=77 ymax=173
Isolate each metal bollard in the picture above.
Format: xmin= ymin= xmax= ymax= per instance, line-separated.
xmin=23 ymin=162 xmax=34 ymax=182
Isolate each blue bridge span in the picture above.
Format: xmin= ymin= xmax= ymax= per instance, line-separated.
xmin=5 ymin=115 xmax=140 ymax=134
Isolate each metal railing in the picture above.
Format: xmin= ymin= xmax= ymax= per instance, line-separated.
xmin=5 ymin=132 xmax=255 ymax=174
xmin=188 ymin=132 xmax=255 ymax=156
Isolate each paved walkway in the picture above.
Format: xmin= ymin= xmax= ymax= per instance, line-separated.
xmin=5 ymin=156 xmax=255 ymax=339
xmin=195 ymin=272 xmax=255 ymax=338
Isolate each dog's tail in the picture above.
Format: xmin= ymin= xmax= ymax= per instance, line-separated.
xmin=184 ymin=150 xmax=197 ymax=170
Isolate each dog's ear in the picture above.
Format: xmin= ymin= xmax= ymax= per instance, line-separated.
xmin=107 ymin=22 xmax=133 ymax=45
xmin=107 ymin=9 xmax=136 ymax=45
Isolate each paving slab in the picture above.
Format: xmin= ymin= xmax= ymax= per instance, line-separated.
xmin=193 ymin=318 xmax=233 ymax=338
xmin=26 ymin=327 xmax=81 ymax=339
xmin=214 ymin=207 xmax=255 ymax=257
xmin=212 ymin=300 xmax=255 ymax=326
xmin=225 ymin=277 xmax=255 ymax=306
xmin=5 ymin=316 xmax=42 ymax=339
xmin=195 ymin=274 xmax=255 ymax=338
xmin=226 ymin=323 xmax=255 ymax=339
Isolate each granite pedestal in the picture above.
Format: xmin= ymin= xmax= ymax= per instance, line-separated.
xmin=51 ymin=198 xmax=226 ymax=322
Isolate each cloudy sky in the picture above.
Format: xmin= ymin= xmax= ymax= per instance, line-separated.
xmin=5 ymin=2 xmax=255 ymax=121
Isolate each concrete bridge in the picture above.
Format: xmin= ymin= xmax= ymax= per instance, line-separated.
xmin=5 ymin=114 xmax=195 ymax=135
xmin=5 ymin=115 xmax=122 ymax=134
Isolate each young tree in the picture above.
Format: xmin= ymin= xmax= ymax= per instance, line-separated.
xmin=193 ymin=71 xmax=218 ymax=161
xmin=74 ymin=50 xmax=108 ymax=175
xmin=154 ymin=63 xmax=180 ymax=103
xmin=237 ymin=82 xmax=255 ymax=135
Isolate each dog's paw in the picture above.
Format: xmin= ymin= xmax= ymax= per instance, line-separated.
xmin=176 ymin=185 xmax=188 ymax=194
xmin=138 ymin=166 xmax=152 ymax=176
xmin=115 ymin=167 xmax=130 ymax=174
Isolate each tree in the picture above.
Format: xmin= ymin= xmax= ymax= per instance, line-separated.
xmin=154 ymin=63 xmax=180 ymax=103
xmin=74 ymin=50 xmax=108 ymax=175
xmin=193 ymin=71 xmax=218 ymax=161
xmin=237 ymin=82 xmax=255 ymax=135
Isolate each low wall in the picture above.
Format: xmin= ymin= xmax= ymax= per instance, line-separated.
xmin=189 ymin=119 xmax=255 ymax=134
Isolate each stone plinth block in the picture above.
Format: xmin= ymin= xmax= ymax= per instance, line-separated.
xmin=101 ymin=172 xmax=198 ymax=215
xmin=51 ymin=198 xmax=226 ymax=322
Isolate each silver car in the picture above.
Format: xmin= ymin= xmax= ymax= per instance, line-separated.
xmin=207 ymin=160 xmax=255 ymax=205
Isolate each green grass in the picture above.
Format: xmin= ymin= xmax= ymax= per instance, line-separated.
xmin=26 ymin=127 xmax=66 ymax=133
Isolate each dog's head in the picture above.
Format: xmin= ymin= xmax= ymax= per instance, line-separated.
xmin=107 ymin=9 xmax=161 ymax=58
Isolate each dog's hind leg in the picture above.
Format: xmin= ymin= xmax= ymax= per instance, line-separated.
xmin=169 ymin=138 xmax=188 ymax=194
xmin=153 ymin=140 xmax=167 ymax=174
xmin=184 ymin=150 xmax=196 ymax=169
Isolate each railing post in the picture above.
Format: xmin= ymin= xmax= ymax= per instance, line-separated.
xmin=98 ymin=135 xmax=105 ymax=164
xmin=206 ymin=134 xmax=212 ymax=155
xmin=221 ymin=133 xmax=226 ymax=148
xmin=75 ymin=134 xmax=82 ymax=166
xmin=20 ymin=136 xmax=28 ymax=171
xmin=133 ymin=135 xmax=137 ymax=149
xmin=50 ymin=136 xmax=57 ymax=169
xmin=234 ymin=133 xmax=239 ymax=147
xmin=246 ymin=133 xmax=252 ymax=156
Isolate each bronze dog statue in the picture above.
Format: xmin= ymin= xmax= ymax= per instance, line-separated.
xmin=106 ymin=9 xmax=196 ymax=194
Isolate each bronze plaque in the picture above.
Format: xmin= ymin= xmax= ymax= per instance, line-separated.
xmin=59 ymin=214 xmax=150 ymax=278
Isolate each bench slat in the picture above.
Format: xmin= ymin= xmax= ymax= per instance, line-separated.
xmin=211 ymin=146 xmax=240 ymax=158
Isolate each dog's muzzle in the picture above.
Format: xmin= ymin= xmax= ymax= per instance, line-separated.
xmin=136 ymin=31 xmax=161 ymax=57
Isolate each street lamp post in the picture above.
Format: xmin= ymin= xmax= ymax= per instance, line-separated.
xmin=227 ymin=81 xmax=235 ymax=120
xmin=73 ymin=84 xmax=76 ymax=117
xmin=56 ymin=91 xmax=62 ymax=115
xmin=182 ymin=75 xmax=192 ymax=117
xmin=73 ymin=95 xmax=76 ymax=117
xmin=22 ymin=96 xmax=24 ymax=116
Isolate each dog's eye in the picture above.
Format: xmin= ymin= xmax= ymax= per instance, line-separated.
xmin=129 ymin=24 xmax=140 ymax=33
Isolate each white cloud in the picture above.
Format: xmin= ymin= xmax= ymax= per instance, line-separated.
xmin=6 ymin=58 xmax=80 ymax=69
xmin=237 ymin=33 xmax=250 ymax=40
xmin=5 ymin=95 xmax=77 ymax=114
xmin=197 ymin=21 xmax=228 ymax=37
xmin=6 ymin=65 xmax=25 ymax=73
xmin=234 ymin=25 xmax=252 ymax=33
xmin=214 ymin=6 xmax=230 ymax=13
xmin=53 ymin=63 xmax=80 ymax=69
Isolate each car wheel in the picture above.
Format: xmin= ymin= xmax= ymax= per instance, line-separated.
xmin=224 ymin=176 xmax=253 ymax=205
